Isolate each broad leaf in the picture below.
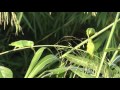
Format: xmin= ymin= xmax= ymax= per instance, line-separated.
xmin=0 ymin=66 xmax=13 ymax=78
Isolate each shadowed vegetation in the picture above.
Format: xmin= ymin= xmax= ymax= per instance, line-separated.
xmin=0 ymin=12 xmax=120 ymax=78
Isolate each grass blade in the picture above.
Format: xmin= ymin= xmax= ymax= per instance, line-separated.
xmin=24 ymin=47 xmax=46 ymax=78
xmin=70 ymin=67 xmax=95 ymax=78
xmin=28 ymin=54 xmax=59 ymax=78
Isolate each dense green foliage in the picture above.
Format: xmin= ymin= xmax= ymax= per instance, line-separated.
xmin=0 ymin=12 xmax=120 ymax=78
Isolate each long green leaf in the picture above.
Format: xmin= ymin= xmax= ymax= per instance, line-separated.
xmin=47 ymin=67 xmax=68 ymax=74
xmin=70 ymin=67 xmax=95 ymax=78
xmin=94 ymin=31 xmax=110 ymax=51
xmin=65 ymin=54 xmax=99 ymax=71
xmin=39 ymin=67 xmax=69 ymax=78
xmin=65 ymin=54 xmax=109 ymax=77
xmin=25 ymin=47 xmax=46 ymax=78
xmin=28 ymin=54 xmax=59 ymax=78
xmin=105 ymin=48 xmax=120 ymax=52
xmin=23 ymin=15 xmax=34 ymax=31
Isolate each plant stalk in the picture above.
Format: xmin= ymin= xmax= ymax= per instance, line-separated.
xmin=96 ymin=12 xmax=120 ymax=78
xmin=60 ymin=18 xmax=120 ymax=59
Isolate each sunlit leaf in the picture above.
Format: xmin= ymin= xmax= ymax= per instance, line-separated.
xmin=25 ymin=47 xmax=46 ymax=78
xmin=28 ymin=54 xmax=59 ymax=78
xmin=0 ymin=66 xmax=13 ymax=78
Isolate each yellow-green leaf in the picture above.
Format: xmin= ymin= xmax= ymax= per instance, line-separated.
xmin=0 ymin=66 xmax=13 ymax=78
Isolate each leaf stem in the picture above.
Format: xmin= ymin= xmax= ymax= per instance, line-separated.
xmin=0 ymin=45 xmax=75 ymax=56
xmin=96 ymin=12 xmax=120 ymax=78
